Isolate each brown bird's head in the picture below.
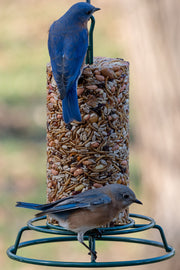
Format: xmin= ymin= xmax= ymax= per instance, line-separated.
xmin=109 ymin=184 xmax=143 ymax=209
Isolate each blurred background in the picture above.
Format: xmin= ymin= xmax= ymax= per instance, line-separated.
xmin=1 ymin=0 xmax=179 ymax=269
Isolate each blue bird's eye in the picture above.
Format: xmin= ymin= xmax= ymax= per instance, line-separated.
xmin=87 ymin=10 xmax=92 ymax=15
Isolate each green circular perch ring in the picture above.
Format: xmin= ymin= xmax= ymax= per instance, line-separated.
xmin=7 ymin=214 xmax=175 ymax=267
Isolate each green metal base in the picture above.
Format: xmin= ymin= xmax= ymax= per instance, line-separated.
xmin=7 ymin=214 xmax=175 ymax=267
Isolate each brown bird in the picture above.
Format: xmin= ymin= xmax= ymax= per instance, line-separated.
xmin=16 ymin=184 xmax=142 ymax=260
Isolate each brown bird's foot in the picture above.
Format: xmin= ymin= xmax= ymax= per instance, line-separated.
xmin=90 ymin=228 xmax=103 ymax=239
xmin=88 ymin=250 xmax=97 ymax=260
xmin=81 ymin=241 xmax=97 ymax=260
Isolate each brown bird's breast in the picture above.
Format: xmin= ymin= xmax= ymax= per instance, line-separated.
xmin=68 ymin=204 xmax=119 ymax=232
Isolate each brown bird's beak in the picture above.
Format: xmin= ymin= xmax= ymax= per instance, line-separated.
xmin=134 ymin=199 xmax=143 ymax=205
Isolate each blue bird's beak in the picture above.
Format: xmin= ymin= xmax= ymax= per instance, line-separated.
xmin=93 ymin=7 xmax=101 ymax=12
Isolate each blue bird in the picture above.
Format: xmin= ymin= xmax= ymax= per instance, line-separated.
xmin=16 ymin=184 xmax=142 ymax=259
xmin=48 ymin=2 xmax=100 ymax=124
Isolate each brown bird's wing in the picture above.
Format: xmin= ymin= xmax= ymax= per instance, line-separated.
xmin=36 ymin=192 xmax=111 ymax=217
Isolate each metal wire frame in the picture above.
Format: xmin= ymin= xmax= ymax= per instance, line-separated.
xmin=86 ymin=0 xmax=96 ymax=64
xmin=86 ymin=16 xmax=95 ymax=65
xmin=7 ymin=213 xmax=175 ymax=267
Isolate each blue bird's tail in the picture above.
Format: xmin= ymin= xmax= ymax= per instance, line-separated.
xmin=62 ymin=85 xmax=82 ymax=124
xmin=16 ymin=202 xmax=43 ymax=210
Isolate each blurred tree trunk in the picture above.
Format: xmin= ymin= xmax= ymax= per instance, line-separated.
xmin=119 ymin=0 xmax=180 ymax=269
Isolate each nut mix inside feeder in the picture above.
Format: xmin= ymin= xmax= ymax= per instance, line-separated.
xmin=47 ymin=57 xmax=130 ymax=224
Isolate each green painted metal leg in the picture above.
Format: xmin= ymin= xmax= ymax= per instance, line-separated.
xmin=89 ymin=236 xmax=96 ymax=262
xmin=13 ymin=226 xmax=30 ymax=254
xmin=154 ymin=224 xmax=172 ymax=252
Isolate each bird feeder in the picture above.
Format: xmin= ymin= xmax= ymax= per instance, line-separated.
xmin=46 ymin=56 xmax=130 ymax=225
xmin=7 ymin=0 xmax=175 ymax=267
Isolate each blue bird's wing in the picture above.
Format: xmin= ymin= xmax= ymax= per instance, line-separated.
xmin=48 ymin=22 xmax=88 ymax=100
xmin=35 ymin=192 xmax=112 ymax=217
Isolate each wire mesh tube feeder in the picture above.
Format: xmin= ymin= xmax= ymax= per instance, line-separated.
xmin=7 ymin=0 xmax=175 ymax=267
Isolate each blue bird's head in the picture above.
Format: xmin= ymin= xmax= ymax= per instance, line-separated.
xmin=67 ymin=2 xmax=100 ymax=24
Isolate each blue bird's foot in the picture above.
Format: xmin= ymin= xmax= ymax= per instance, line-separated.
xmin=81 ymin=64 xmax=90 ymax=72
xmin=65 ymin=123 xmax=72 ymax=130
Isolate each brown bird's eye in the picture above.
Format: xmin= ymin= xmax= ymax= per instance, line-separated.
xmin=123 ymin=194 xmax=129 ymax=199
